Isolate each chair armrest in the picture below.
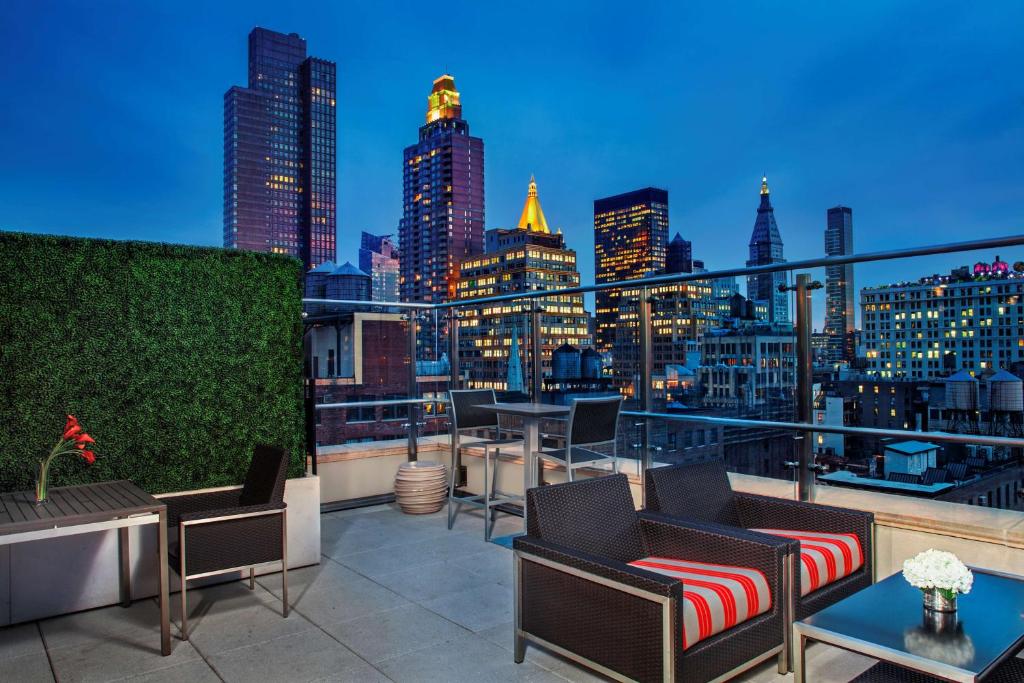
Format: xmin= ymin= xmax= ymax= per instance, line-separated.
xmin=734 ymin=492 xmax=874 ymax=556
xmin=161 ymin=489 xmax=243 ymax=528
xmin=514 ymin=536 xmax=683 ymax=599
xmin=180 ymin=502 xmax=286 ymax=525
xmin=638 ymin=512 xmax=791 ymax=598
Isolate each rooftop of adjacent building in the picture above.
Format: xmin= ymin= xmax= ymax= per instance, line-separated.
xmin=862 ymin=254 xmax=1023 ymax=290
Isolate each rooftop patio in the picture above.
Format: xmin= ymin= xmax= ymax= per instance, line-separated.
xmin=0 ymin=501 xmax=892 ymax=683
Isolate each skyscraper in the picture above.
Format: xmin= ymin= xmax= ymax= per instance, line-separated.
xmin=359 ymin=232 xmax=400 ymax=302
xmin=399 ymin=75 xmax=484 ymax=357
xmin=593 ymin=188 xmax=669 ymax=353
xmin=223 ymin=28 xmax=336 ymax=269
xmin=824 ymin=206 xmax=855 ymax=363
xmin=666 ymin=233 xmax=693 ymax=274
xmin=746 ymin=176 xmax=788 ymax=323
xmin=455 ymin=178 xmax=588 ymax=389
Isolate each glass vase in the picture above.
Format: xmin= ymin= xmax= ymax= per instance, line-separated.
xmin=35 ymin=459 xmax=49 ymax=504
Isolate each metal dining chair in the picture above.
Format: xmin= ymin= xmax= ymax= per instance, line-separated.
xmin=447 ymin=389 xmax=524 ymax=540
xmin=535 ymin=395 xmax=623 ymax=481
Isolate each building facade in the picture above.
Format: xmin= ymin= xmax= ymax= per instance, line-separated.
xmin=860 ymin=255 xmax=1024 ymax=379
xmin=359 ymin=232 xmax=400 ymax=302
xmin=745 ymin=177 xmax=788 ymax=323
xmin=224 ymin=28 xmax=336 ymax=269
xmin=593 ymin=188 xmax=669 ymax=353
xmin=666 ymin=233 xmax=693 ymax=274
xmin=455 ymin=178 xmax=589 ymax=390
xmin=399 ymin=75 xmax=484 ymax=357
xmin=825 ymin=206 xmax=855 ymax=363
xmin=698 ymin=322 xmax=797 ymax=409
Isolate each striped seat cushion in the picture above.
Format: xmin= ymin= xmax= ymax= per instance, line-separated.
xmin=627 ymin=557 xmax=772 ymax=650
xmin=751 ymin=529 xmax=863 ymax=596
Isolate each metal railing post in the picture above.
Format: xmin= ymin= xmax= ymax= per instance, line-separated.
xmin=530 ymin=304 xmax=544 ymax=401
xmin=407 ymin=313 xmax=419 ymax=462
xmin=448 ymin=308 xmax=460 ymax=390
xmin=793 ymin=274 xmax=817 ymax=501
xmin=638 ymin=288 xmax=654 ymax=493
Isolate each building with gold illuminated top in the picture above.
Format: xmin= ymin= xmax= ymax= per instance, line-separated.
xmin=399 ymin=75 xmax=484 ymax=358
xmin=455 ymin=177 xmax=590 ymax=389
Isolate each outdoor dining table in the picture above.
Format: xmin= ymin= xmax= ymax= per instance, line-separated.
xmin=0 ymin=480 xmax=171 ymax=655
xmin=474 ymin=402 xmax=570 ymax=538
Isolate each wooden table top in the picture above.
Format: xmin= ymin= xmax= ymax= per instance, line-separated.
xmin=0 ymin=480 xmax=165 ymax=536
xmin=478 ymin=402 xmax=571 ymax=417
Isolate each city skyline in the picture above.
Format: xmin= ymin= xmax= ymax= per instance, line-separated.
xmin=2 ymin=2 xmax=1022 ymax=327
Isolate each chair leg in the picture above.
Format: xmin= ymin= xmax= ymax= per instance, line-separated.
xmin=179 ymin=579 xmax=188 ymax=640
xmin=447 ymin=446 xmax=460 ymax=530
xmin=281 ymin=509 xmax=289 ymax=618
xmin=483 ymin=448 xmax=492 ymax=541
xmin=249 ymin=567 xmax=255 ymax=590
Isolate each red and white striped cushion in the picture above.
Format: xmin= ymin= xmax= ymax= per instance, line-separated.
xmin=751 ymin=529 xmax=863 ymax=596
xmin=628 ymin=556 xmax=772 ymax=650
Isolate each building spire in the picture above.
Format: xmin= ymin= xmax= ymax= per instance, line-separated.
xmin=760 ymin=175 xmax=769 ymax=195
xmin=517 ymin=175 xmax=550 ymax=233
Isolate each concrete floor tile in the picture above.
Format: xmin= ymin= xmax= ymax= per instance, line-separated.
xmin=477 ymin=621 xmax=607 ymax=683
xmin=372 ymin=555 xmax=497 ymax=604
xmin=420 ymin=581 xmax=513 ymax=633
xmin=39 ymin=599 xmax=168 ymax=652
xmin=339 ymin=531 xmax=489 ymax=579
xmin=375 ymin=629 xmax=558 ymax=683
xmin=0 ymin=622 xmax=46 ymax=661
xmin=117 ymin=659 xmax=221 ymax=682
xmin=0 ymin=652 xmax=54 ymax=682
xmin=208 ymin=629 xmax=387 ymax=683
xmin=172 ymin=581 xmax=317 ymax=655
xmin=321 ymin=602 xmax=468 ymax=663
xmin=47 ymin=631 xmax=202 ymax=683
xmin=258 ymin=560 xmax=408 ymax=626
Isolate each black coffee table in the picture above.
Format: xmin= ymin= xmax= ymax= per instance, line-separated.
xmin=794 ymin=568 xmax=1024 ymax=683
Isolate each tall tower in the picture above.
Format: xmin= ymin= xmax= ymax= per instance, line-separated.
xmin=593 ymin=188 xmax=669 ymax=353
xmin=223 ymin=28 xmax=336 ymax=269
xmin=666 ymin=233 xmax=693 ymax=274
xmin=745 ymin=176 xmax=788 ymax=323
xmin=399 ymin=75 xmax=484 ymax=358
xmin=824 ymin=206 xmax=855 ymax=362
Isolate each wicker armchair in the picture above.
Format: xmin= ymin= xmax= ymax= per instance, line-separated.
xmin=513 ymin=474 xmax=790 ymax=682
xmin=645 ymin=460 xmax=874 ymax=671
xmin=159 ymin=444 xmax=289 ymax=639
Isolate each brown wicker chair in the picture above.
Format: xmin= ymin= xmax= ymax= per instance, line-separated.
xmin=160 ymin=444 xmax=289 ymax=639
xmin=644 ymin=461 xmax=875 ymax=670
xmin=513 ymin=474 xmax=790 ymax=682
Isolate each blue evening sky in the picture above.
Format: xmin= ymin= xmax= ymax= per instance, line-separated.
xmin=1 ymin=1 xmax=1021 ymax=326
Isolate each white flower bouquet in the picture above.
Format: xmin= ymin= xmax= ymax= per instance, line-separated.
xmin=902 ymin=549 xmax=974 ymax=602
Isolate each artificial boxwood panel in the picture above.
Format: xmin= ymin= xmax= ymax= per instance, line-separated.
xmin=0 ymin=232 xmax=305 ymax=494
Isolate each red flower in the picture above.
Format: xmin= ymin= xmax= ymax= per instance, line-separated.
xmin=80 ymin=450 xmax=96 ymax=464
xmin=63 ymin=415 xmax=82 ymax=440
xmin=75 ymin=433 xmax=95 ymax=446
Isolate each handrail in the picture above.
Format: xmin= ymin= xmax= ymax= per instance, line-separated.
xmin=301 ymin=234 xmax=1024 ymax=312
xmin=315 ymin=398 xmax=447 ymax=411
xmin=621 ymin=410 xmax=1024 ymax=449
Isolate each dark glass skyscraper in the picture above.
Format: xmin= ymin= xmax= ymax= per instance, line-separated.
xmin=399 ymin=75 xmax=484 ymax=357
xmin=746 ymin=177 xmax=788 ymax=323
xmin=824 ymin=206 xmax=855 ymax=362
xmin=224 ymin=28 xmax=336 ymax=269
xmin=593 ymin=187 xmax=669 ymax=353
xmin=666 ymin=233 xmax=693 ymax=274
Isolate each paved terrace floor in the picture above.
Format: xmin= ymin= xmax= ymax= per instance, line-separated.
xmin=1 ymin=503 xmax=892 ymax=682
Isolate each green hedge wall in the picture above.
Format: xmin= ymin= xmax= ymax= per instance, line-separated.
xmin=0 ymin=232 xmax=306 ymax=494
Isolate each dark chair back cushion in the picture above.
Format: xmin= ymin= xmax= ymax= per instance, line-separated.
xmin=644 ymin=461 xmax=742 ymax=526
xmin=449 ymin=389 xmax=498 ymax=430
xmin=526 ymin=474 xmax=646 ymax=562
xmin=239 ymin=444 xmax=289 ymax=506
xmin=568 ymin=396 xmax=623 ymax=446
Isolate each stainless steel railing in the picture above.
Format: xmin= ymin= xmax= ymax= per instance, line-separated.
xmin=304 ymin=232 xmax=1024 ymax=500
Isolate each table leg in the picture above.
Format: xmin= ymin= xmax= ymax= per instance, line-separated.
xmin=118 ymin=527 xmax=131 ymax=607
xmin=522 ymin=417 xmax=539 ymax=532
xmin=157 ymin=510 xmax=171 ymax=655
xmin=793 ymin=631 xmax=807 ymax=683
